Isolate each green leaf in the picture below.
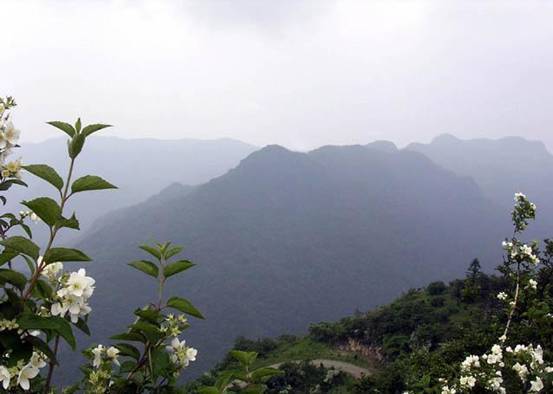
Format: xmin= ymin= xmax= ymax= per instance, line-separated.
xmin=44 ymin=247 xmax=91 ymax=263
xmin=215 ymin=370 xmax=236 ymax=391
xmin=166 ymin=296 xmax=204 ymax=319
xmin=56 ymin=213 xmax=80 ymax=230
xmin=0 ymin=269 xmax=27 ymax=290
xmin=119 ymin=360 xmax=137 ymax=373
xmin=0 ymin=236 xmax=40 ymax=260
xmin=17 ymin=314 xmax=76 ymax=349
xmin=134 ymin=307 xmax=160 ymax=323
xmin=22 ymin=197 xmax=61 ymax=226
xmin=251 ymin=367 xmax=282 ymax=382
xmin=128 ymin=260 xmax=158 ymax=278
xmin=110 ymin=332 xmax=144 ymax=342
xmin=75 ymin=118 xmax=82 ymax=133
xmin=47 ymin=121 xmax=75 ymax=137
xmin=197 ymin=388 xmax=219 ymax=394
xmin=26 ymin=335 xmax=57 ymax=364
xmin=34 ymin=279 xmax=54 ymax=300
xmin=164 ymin=245 xmax=183 ymax=260
xmin=163 ymin=260 xmax=194 ymax=278
xmin=0 ymin=250 xmax=18 ymax=267
xmin=71 ymin=175 xmax=117 ymax=194
xmin=115 ymin=343 xmax=140 ymax=360
xmin=82 ymin=123 xmax=112 ymax=137
xmin=68 ymin=133 xmax=86 ymax=159
xmin=230 ymin=350 xmax=258 ymax=367
xmin=241 ymin=385 xmax=265 ymax=394
xmin=74 ymin=318 xmax=91 ymax=336
xmin=22 ymin=255 xmax=36 ymax=275
xmin=19 ymin=222 xmax=33 ymax=238
xmin=151 ymin=348 xmax=170 ymax=378
xmin=139 ymin=244 xmax=162 ymax=260
xmin=23 ymin=164 xmax=64 ymax=190
xmin=130 ymin=321 xmax=161 ymax=342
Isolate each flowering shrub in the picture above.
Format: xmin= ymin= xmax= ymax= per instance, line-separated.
xmin=0 ymin=97 xmax=202 ymax=393
xmin=198 ymin=351 xmax=282 ymax=394
xmin=438 ymin=193 xmax=553 ymax=393
xmin=78 ymin=242 xmax=202 ymax=393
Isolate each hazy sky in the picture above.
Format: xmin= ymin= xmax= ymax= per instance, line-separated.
xmin=3 ymin=0 xmax=553 ymax=150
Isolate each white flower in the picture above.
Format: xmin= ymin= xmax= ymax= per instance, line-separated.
xmin=30 ymin=352 xmax=47 ymax=369
xmin=459 ymin=375 xmax=476 ymax=388
xmin=0 ymin=365 xmax=10 ymax=390
xmin=512 ymin=362 xmax=528 ymax=381
xmin=186 ymin=347 xmax=198 ymax=362
xmin=528 ymin=279 xmax=538 ymax=290
xmin=67 ymin=299 xmax=91 ymax=323
xmin=41 ymin=261 xmax=63 ymax=281
xmin=497 ymin=292 xmax=508 ymax=301
xmin=58 ymin=268 xmax=95 ymax=299
xmin=487 ymin=375 xmax=504 ymax=391
xmin=4 ymin=121 xmax=20 ymax=145
xmin=50 ymin=302 xmax=68 ymax=318
xmin=530 ymin=376 xmax=544 ymax=392
xmin=106 ymin=346 xmax=120 ymax=366
xmin=17 ymin=364 xmax=39 ymax=390
xmin=166 ymin=337 xmax=197 ymax=369
xmin=52 ymin=269 xmax=95 ymax=322
xmin=92 ymin=345 xmax=105 ymax=368
xmin=514 ymin=192 xmax=527 ymax=201
xmin=461 ymin=355 xmax=480 ymax=371
xmin=485 ymin=344 xmax=503 ymax=365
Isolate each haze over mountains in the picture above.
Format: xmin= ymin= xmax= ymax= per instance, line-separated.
xmin=19 ymin=133 xmax=548 ymax=382
xmin=61 ymin=136 xmax=551 ymax=379
xmin=407 ymin=134 xmax=553 ymax=237
xmin=7 ymin=136 xmax=256 ymax=243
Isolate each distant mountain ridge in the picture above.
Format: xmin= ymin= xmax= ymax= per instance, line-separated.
xmin=6 ymin=136 xmax=257 ymax=243
xmin=69 ymin=141 xmax=511 ymax=381
xmin=406 ymin=133 xmax=553 ymax=237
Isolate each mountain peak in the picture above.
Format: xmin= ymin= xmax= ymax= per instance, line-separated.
xmin=366 ymin=140 xmax=398 ymax=153
xmin=431 ymin=133 xmax=461 ymax=144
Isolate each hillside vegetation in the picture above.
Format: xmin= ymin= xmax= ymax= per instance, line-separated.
xmin=189 ymin=253 xmax=553 ymax=392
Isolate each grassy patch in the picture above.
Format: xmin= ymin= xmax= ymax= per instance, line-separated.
xmin=254 ymin=337 xmax=373 ymax=370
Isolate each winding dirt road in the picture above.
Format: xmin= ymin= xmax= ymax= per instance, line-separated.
xmin=270 ymin=359 xmax=371 ymax=379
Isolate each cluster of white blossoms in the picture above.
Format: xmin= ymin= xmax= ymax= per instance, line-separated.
xmin=496 ymin=292 xmax=508 ymax=301
xmin=512 ymin=192 xmax=537 ymax=232
xmin=91 ymin=344 xmax=120 ymax=369
xmin=166 ymin=337 xmax=198 ymax=370
xmin=439 ymin=194 xmax=552 ymax=393
xmin=0 ymin=352 xmax=47 ymax=391
xmin=0 ymin=101 xmax=22 ymax=172
xmin=19 ymin=210 xmax=40 ymax=223
xmin=160 ymin=313 xmax=189 ymax=337
xmin=41 ymin=262 xmax=96 ymax=323
xmin=501 ymin=240 xmax=540 ymax=265
xmin=0 ymin=318 xmax=20 ymax=333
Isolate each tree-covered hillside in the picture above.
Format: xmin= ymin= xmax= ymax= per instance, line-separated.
xmin=72 ymin=143 xmax=509 ymax=381
xmin=190 ymin=254 xmax=553 ymax=392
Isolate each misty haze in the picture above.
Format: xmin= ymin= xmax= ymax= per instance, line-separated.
xmin=1 ymin=1 xmax=553 ymax=393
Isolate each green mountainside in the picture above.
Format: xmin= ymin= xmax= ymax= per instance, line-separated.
xmin=189 ymin=255 xmax=553 ymax=393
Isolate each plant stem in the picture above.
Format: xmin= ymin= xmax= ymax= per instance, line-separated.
xmin=22 ymin=158 xmax=75 ymax=300
xmin=44 ymin=335 xmax=60 ymax=393
xmin=502 ymin=263 xmax=521 ymax=342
